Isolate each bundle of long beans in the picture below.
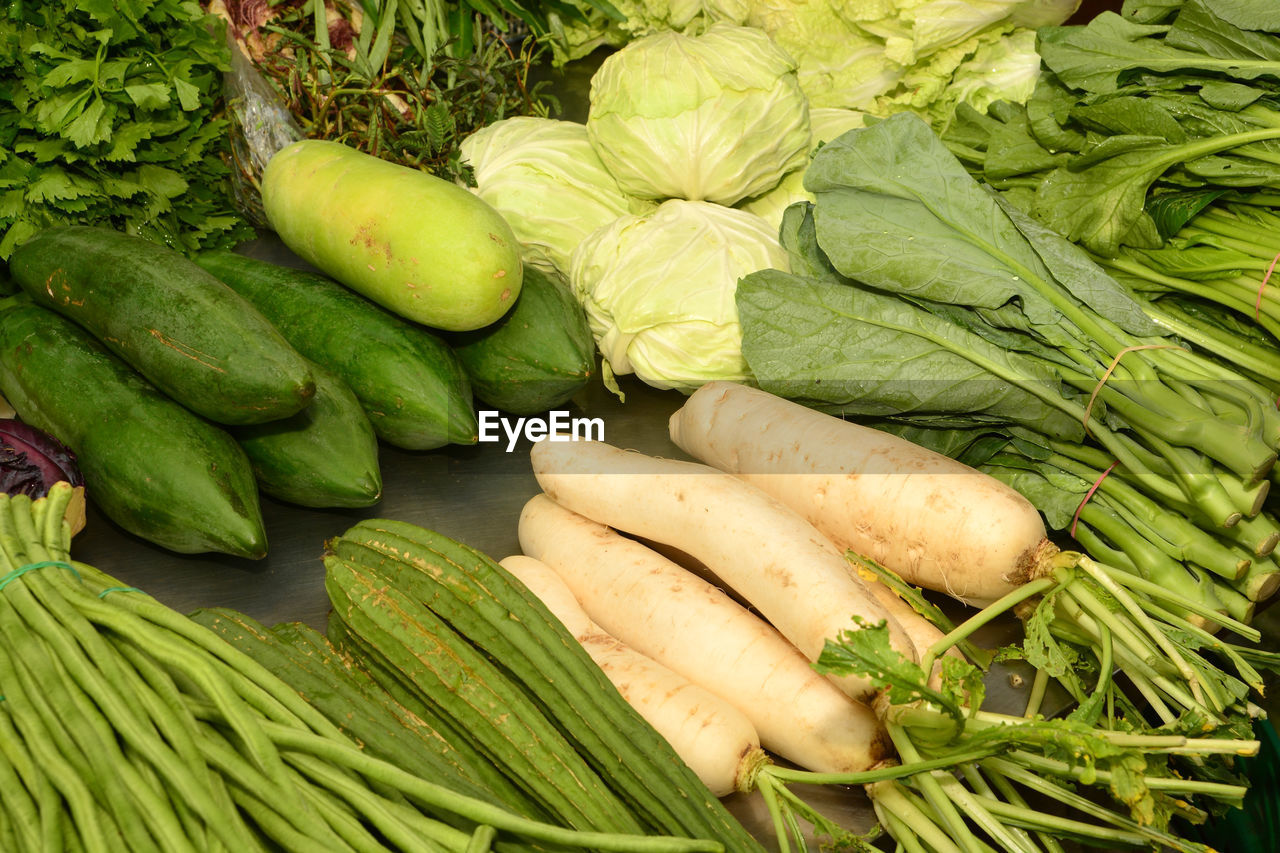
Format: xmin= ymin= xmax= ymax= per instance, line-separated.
xmin=0 ymin=482 xmax=723 ymax=853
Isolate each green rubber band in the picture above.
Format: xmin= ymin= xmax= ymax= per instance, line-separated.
xmin=97 ymin=586 xmax=142 ymax=598
xmin=0 ymin=560 xmax=78 ymax=592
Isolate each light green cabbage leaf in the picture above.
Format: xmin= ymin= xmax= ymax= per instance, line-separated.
xmin=460 ymin=116 xmax=651 ymax=277
xmin=569 ymin=199 xmax=789 ymax=392
xmin=585 ymin=23 xmax=810 ymax=205
xmin=737 ymin=107 xmax=867 ymax=234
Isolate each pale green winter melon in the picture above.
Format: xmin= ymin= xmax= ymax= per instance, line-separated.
xmin=262 ymin=140 xmax=523 ymax=332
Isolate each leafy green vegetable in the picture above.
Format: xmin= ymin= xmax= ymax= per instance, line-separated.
xmin=0 ymin=1 xmax=253 ymax=258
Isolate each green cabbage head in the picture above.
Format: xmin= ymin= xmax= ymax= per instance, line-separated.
xmin=460 ymin=116 xmax=652 ymax=277
xmin=569 ymin=199 xmax=788 ymax=392
xmin=585 ymin=23 xmax=810 ymax=206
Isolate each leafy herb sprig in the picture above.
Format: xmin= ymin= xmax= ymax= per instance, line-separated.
xmin=0 ymin=1 xmax=253 ymax=259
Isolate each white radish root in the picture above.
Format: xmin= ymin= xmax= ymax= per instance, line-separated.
xmin=499 ymin=554 xmax=768 ymax=797
xmin=528 ymin=438 xmax=917 ymax=701
xmin=669 ymin=381 xmax=1057 ymax=604
xmin=517 ymin=494 xmax=893 ymax=774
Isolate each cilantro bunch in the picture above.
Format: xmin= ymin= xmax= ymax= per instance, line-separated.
xmin=0 ymin=0 xmax=255 ymax=260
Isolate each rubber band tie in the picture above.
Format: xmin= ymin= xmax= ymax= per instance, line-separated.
xmin=1070 ymin=461 xmax=1119 ymax=538
xmin=1082 ymin=344 xmax=1186 ymax=435
xmin=0 ymin=560 xmax=78 ymax=592
xmin=1256 ymin=251 xmax=1280 ymax=322
xmin=98 ymin=586 xmax=141 ymax=598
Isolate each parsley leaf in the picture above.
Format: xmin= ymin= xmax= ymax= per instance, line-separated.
xmin=0 ymin=1 xmax=252 ymax=260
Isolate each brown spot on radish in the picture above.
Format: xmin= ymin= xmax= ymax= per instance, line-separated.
xmin=493 ymin=269 xmax=507 ymax=278
xmin=499 ymin=287 xmax=511 ymax=302
xmin=367 ymin=264 xmax=376 ymax=271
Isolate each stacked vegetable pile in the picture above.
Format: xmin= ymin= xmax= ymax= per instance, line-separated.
xmin=0 ymin=481 xmax=745 ymax=852
xmin=498 ymin=381 xmax=1278 ymax=852
xmin=0 ymin=205 xmax=594 ymax=557
xmin=941 ymin=0 xmax=1280 ymax=382
xmin=540 ymin=0 xmax=1078 ymax=123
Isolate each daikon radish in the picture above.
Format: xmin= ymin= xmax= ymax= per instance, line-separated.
xmin=517 ymin=494 xmax=892 ymax=773
xmin=528 ymin=439 xmax=917 ymax=701
xmin=498 ymin=554 xmax=768 ymax=797
xmin=669 ymin=381 xmax=1057 ymax=604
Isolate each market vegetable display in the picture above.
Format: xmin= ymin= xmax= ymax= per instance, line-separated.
xmin=9 ymin=226 xmax=316 ymax=425
xmin=940 ymin=0 xmax=1280 ymax=387
xmin=517 ymin=428 xmax=1270 ymax=852
xmin=735 ymin=111 xmax=1280 ymax=623
xmin=0 ymin=1 xmax=252 ymax=259
xmin=261 ymin=139 xmax=523 ymax=332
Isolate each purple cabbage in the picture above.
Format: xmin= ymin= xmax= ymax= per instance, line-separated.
xmin=0 ymin=419 xmax=84 ymax=498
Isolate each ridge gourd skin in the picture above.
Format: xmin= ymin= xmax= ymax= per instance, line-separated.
xmin=261 ymin=140 xmax=523 ymax=332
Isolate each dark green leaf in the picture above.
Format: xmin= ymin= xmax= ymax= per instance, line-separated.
xmin=1069 ymin=95 xmax=1187 ymax=143
xmin=1119 ymin=0 xmax=1181 ymax=24
xmin=994 ymin=192 xmax=1165 ymax=336
xmin=1166 ymin=0 xmax=1280 ymax=60
xmin=1039 ymin=13 xmax=1280 ymax=94
xmin=736 ymin=268 xmax=1086 ymax=439
xmin=1198 ymin=80 xmax=1267 ymax=110
xmin=804 ymin=113 xmax=1074 ymax=330
xmin=1032 ymin=138 xmax=1179 ymax=257
xmin=1026 ymin=73 xmax=1089 ymax=153
xmin=1200 ymin=0 xmax=1280 ymax=30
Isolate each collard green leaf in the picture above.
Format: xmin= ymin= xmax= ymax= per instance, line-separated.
xmin=803 ymin=113 xmax=1075 ymax=332
xmin=1198 ymin=80 xmax=1268 ymax=110
xmin=1026 ymin=74 xmax=1088 ymax=154
xmin=1069 ymin=95 xmax=1187 ymax=143
xmin=736 ymin=267 xmax=1086 ymax=440
xmin=1183 ymin=154 xmax=1280 ymax=186
xmin=1038 ymin=13 xmax=1280 ymax=94
xmin=1199 ymin=0 xmax=1280 ymax=31
xmin=1166 ymin=0 xmax=1280 ymax=61
xmin=1145 ymin=189 xmax=1228 ymax=238
xmin=994 ymin=192 xmax=1165 ymax=337
xmin=1119 ymin=0 xmax=1181 ymax=24
xmin=1031 ymin=138 xmax=1177 ymax=257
